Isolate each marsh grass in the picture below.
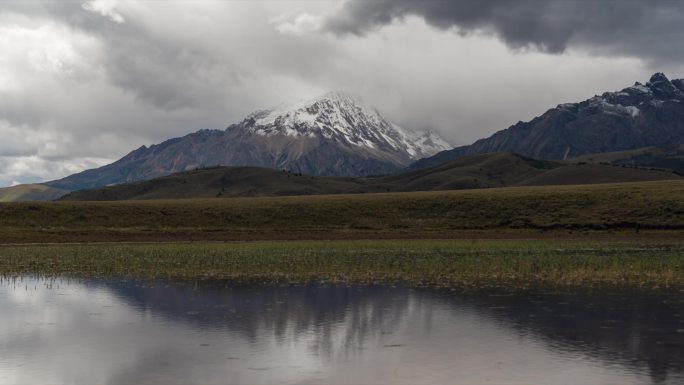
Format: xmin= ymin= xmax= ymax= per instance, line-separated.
xmin=1 ymin=239 xmax=683 ymax=288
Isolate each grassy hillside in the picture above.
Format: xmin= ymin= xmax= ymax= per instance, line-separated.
xmin=519 ymin=163 xmax=680 ymax=186
xmin=60 ymin=166 xmax=384 ymax=201
xmin=575 ymin=144 xmax=684 ymax=173
xmin=60 ymin=152 xmax=681 ymax=201
xmin=2 ymin=180 xmax=683 ymax=243
xmin=377 ymin=152 xmax=558 ymax=190
xmin=0 ymin=184 xmax=69 ymax=202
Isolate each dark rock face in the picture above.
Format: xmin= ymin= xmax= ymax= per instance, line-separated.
xmin=411 ymin=73 xmax=684 ymax=170
xmin=46 ymin=92 xmax=448 ymax=191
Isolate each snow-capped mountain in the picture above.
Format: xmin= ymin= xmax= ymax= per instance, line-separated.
xmin=242 ymin=91 xmax=448 ymax=158
xmin=46 ymin=91 xmax=450 ymax=191
xmin=411 ymin=73 xmax=684 ymax=169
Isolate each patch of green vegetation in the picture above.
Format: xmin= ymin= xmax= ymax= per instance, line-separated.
xmin=1 ymin=240 xmax=683 ymax=288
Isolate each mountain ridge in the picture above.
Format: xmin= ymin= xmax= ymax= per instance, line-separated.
xmin=410 ymin=73 xmax=684 ymax=170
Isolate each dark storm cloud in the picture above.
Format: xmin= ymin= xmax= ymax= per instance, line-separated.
xmin=326 ymin=0 xmax=684 ymax=63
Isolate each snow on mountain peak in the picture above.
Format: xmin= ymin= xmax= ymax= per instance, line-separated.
xmin=571 ymin=73 xmax=684 ymax=121
xmin=240 ymin=91 xmax=449 ymax=159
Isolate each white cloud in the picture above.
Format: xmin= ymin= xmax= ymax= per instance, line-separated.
xmin=0 ymin=22 xmax=102 ymax=91
xmin=82 ymin=0 xmax=125 ymax=23
xmin=0 ymin=155 xmax=110 ymax=187
xmin=273 ymin=13 xmax=324 ymax=36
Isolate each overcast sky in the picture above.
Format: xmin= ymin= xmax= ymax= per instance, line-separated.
xmin=2 ymin=0 xmax=684 ymax=187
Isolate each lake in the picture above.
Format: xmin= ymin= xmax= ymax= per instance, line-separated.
xmin=1 ymin=278 xmax=683 ymax=384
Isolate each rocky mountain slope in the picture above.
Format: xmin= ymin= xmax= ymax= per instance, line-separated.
xmin=411 ymin=73 xmax=684 ymax=170
xmin=46 ymin=91 xmax=448 ymax=192
xmin=60 ymin=152 xmax=681 ymax=201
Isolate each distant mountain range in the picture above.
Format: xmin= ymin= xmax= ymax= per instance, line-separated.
xmin=410 ymin=73 xmax=684 ymax=170
xmin=60 ymin=152 xmax=681 ymax=201
xmin=2 ymin=73 xmax=684 ymax=202
xmin=46 ymin=91 xmax=448 ymax=192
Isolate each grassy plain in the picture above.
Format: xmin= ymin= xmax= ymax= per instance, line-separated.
xmin=1 ymin=180 xmax=683 ymax=243
xmin=1 ymin=180 xmax=682 ymax=287
xmin=1 ymin=240 xmax=683 ymax=287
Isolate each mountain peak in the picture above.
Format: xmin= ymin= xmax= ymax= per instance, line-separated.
xmin=649 ymin=72 xmax=670 ymax=84
xmin=240 ymin=91 xmax=449 ymax=159
xmin=317 ymin=90 xmax=358 ymax=101
xmin=646 ymin=72 xmax=683 ymax=99
xmin=244 ymin=90 xmax=369 ymax=126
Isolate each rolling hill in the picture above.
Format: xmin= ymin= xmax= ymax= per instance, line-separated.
xmin=574 ymin=144 xmax=684 ymax=173
xmin=60 ymin=152 xmax=682 ymax=201
xmin=0 ymin=184 xmax=70 ymax=203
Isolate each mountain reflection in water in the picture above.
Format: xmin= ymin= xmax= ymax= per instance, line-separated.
xmin=1 ymin=278 xmax=683 ymax=385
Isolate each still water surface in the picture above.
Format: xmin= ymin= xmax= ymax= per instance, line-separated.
xmin=1 ymin=278 xmax=684 ymax=385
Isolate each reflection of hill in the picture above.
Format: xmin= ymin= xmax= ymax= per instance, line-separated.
xmin=101 ymin=280 xmax=684 ymax=384
xmin=100 ymin=281 xmax=413 ymax=358
xmin=448 ymin=287 xmax=684 ymax=384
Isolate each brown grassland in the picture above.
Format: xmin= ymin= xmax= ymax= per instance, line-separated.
xmin=1 ymin=180 xmax=683 ymax=244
